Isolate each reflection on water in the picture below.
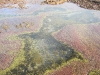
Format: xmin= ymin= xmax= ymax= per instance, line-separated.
xmin=0 ymin=2 xmax=100 ymax=75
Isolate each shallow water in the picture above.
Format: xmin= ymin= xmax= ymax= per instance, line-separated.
xmin=0 ymin=2 xmax=100 ymax=75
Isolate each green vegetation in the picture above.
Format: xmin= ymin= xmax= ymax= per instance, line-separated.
xmin=88 ymin=70 xmax=100 ymax=75
xmin=4 ymin=35 xmax=85 ymax=75
xmin=5 ymin=36 xmax=44 ymax=75
xmin=44 ymin=51 xmax=86 ymax=75
xmin=0 ymin=36 xmax=25 ymax=75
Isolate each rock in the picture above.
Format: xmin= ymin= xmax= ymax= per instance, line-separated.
xmin=42 ymin=0 xmax=100 ymax=10
xmin=90 ymin=0 xmax=100 ymax=2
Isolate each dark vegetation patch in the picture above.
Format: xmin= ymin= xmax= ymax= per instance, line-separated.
xmin=5 ymin=32 xmax=84 ymax=75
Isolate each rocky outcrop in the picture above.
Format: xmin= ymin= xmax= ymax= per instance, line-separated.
xmin=41 ymin=0 xmax=67 ymax=5
xmin=0 ymin=0 xmax=25 ymax=4
xmin=42 ymin=0 xmax=100 ymax=10
xmin=0 ymin=0 xmax=25 ymax=8
xmin=90 ymin=0 xmax=100 ymax=2
xmin=69 ymin=0 xmax=100 ymax=10
xmin=0 ymin=0 xmax=100 ymax=10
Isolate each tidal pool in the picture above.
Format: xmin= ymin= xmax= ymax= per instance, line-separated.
xmin=0 ymin=2 xmax=100 ymax=75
